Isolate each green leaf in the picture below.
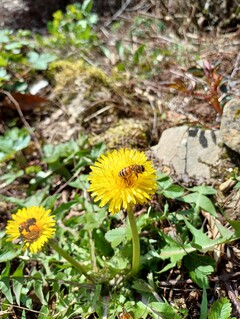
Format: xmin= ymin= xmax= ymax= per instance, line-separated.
xmin=43 ymin=140 xmax=79 ymax=163
xmin=81 ymin=209 xmax=107 ymax=231
xmin=180 ymin=193 xmax=217 ymax=216
xmin=234 ymin=181 xmax=240 ymax=189
xmin=0 ymin=195 xmax=25 ymax=206
xmin=183 ymin=218 xmax=222 ymax=251
xmin=157 ymin=174 xmax=174 ymax=191
xmin=100 ymin=45 xmax=111 ymax=60
xmin=27 ymin=51 xmax=57 ymax=70
xmin=117 ymin=62 xmax=125 ymax=71
xmin=189 ymin=264 xmax=214 ymax=289
xmin=227 ymin=220 xmax=240 ymax=238
xmin=53 ymin=200 xmax=77 ymax=219
xmin=132 ymin=279 xmax=153 ymax=293
xmin=0 ymin=56 xmax=8 ymax=67
xmin=116 ymin=41 xmax=125 ymax=60
xmin=105 ymin=214 xmax=145 ymax=249
xmin=52 ymin=10 xmax=63 ymax=21
xmin=0 ymin=68 xmax=10 ymax=81
xmin=134 ymin=301 xmax=152 ymax=319
xmin=91 ymin=284 xmax=102 ymax=310
xmin=38 ymin=305 xmax=51 ymax=319
xmin=184 ymin=254 xmax=215 ymax=289
xmin=208 ymin=297 xmax=232 ymax=319
xmin=180 ymin=193 xmax=202 ymax=204
xmin=12 ymin=262 xmax=25 ymax=305
xmin=105 ymin=226 xmax=129 ymax=248
xmin=133 ymin=44 xmax=145 ymax=64
xmin=93 ymin=229 xmax=113 ymax=257
xmin=5 ymin=41 xmax=23 ymax=51
xmin=215 ymin=219 xmax=234 ymax=239
xmin=25 ymin=165 xmax=42 ymax=174
xmin=0 ymin=261 xmax=13 ymax=303
xmin=0 ymin=31 xmax=10 ymax=43
xmin=197 ymin=194 xmax=217 ymax=216
xmin=1 ymin=187 xmax=50 ymax=207
xmin=0 ymin=246 xmax=21 ymax=262
xmin=158 ymin=176 xmax=184 ymax=197
xmin=106 ymin=255 xmax=128 ymax=270
xmin=12 ymin=262 xmax=25 ymax=277
xmin=200 ymin=287 xmax=208 ymax=319
xmin=188 ymin=185 xmax=216 ymax=195
xmin=148 ymin=301 xmax=182 ymax=319
xmin=0 ymin=127 xmax=31 ymax=162
xmin=33 ymin=274 xmax=47 ymax=305
xmin=162 ymin=184 xmax=184 ymax=199
xmin=155 ymin=233 xmax=195 ymax=273
xmin=82 ymin=0 xmax=93 ymax=13
xmin=0 ymin=170 xmax=24 ymax=186
xmin=24 ymin=188 xmax=50 ymax=207
xmin=14 ymin=81 xmax=28 ymax=92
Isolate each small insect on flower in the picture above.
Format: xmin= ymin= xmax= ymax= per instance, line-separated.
xmin=118 ymin=164 xmax=145 ymax=181
xmin=19 ymin=218 xmax=36 ymax=233
xmin=88 ymin=148 xmax=157 ymax=213
xmin=6 ymin=206 xmax=56 ymax=253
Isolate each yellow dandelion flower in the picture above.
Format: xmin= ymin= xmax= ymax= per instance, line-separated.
xmin=6 ymin=206 xmax=56 ymax=253
xmin=88 ymin=148 xmax=157 ymax=214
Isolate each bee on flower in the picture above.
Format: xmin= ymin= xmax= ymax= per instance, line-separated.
xmin=6 ymin=206 xmax=56 ymax=253
xmin=118 ymin=164 xmax=145 ymax=181
xmin=88 ymin=148 xmax=157 ymax=214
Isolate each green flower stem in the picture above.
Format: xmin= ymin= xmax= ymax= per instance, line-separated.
xmin=48 ymin=239 xmax=94 ymax=283
xmin=127 ymin=208 xmax=140 ymax=276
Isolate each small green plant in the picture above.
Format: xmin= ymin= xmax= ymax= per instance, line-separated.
xmin=0 ymin=30 xmax=57 ymax=92
xmin=0 ymin=127 xmax=31 ymax=187
xmin=101 ymin=16 xmax=168 ymax=77
xmin=0 ymin=127 xmax=31 ymax=163
xmin=46 ymin=0 xmax=98 ymax=49
xmin=130 ymin=16 xmax=166 ymax=38
xmin=0 ymin=29 xmax=57 ymax=92
xmin=0 ymin=29 xmax=33 ymax=91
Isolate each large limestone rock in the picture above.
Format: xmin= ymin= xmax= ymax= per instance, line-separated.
xmin=152 ymin=125 xmax=222 ymax=179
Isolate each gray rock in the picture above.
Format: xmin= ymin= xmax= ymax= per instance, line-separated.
xmin=152 ymin=125 xmax=222 ymax=179
xmin=220 ymin=99 xmax=240 ymax=154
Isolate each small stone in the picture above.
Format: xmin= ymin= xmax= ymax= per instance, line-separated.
xmin=152 ymin=125 xmax=222 ymax=179
xmin=219 ymin=179 xmax=236 ymax=193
